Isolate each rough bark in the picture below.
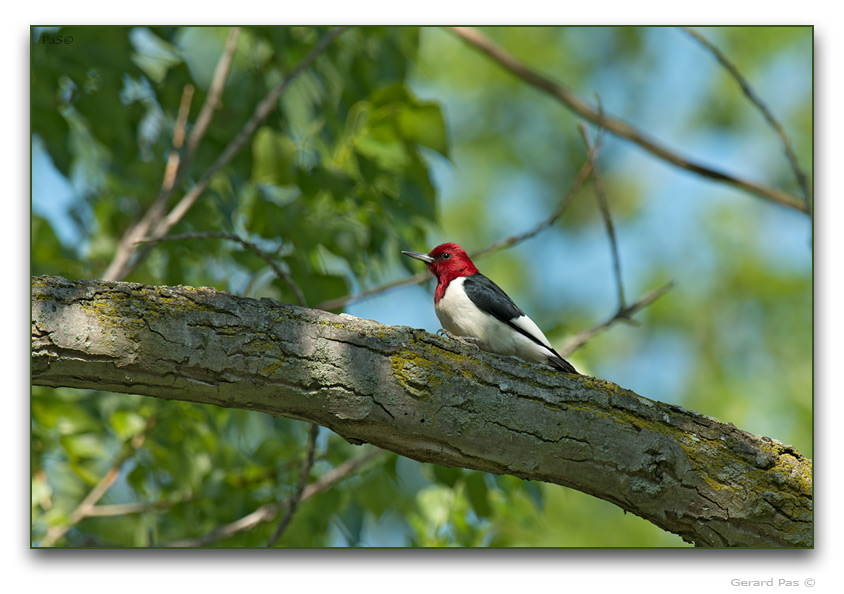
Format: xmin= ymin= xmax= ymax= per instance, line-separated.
xmin=30 ymin=275 xmax=813 ymax=547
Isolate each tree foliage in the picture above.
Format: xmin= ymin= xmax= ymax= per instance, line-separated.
xmin=31 ymin=25 xmax=812 ymax=547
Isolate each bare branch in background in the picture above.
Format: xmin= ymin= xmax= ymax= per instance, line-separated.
xmin=40 ymin=417 xmax=156 ymax=547
xmin=164 ymin=450 xmax=384 ymax=547
xmin=447 ymin=26 xmax=809 ymax=215
xmin=84 ymin=499 xmax=186 ymax=518
xmin=559 ymin=281 xmax=674 ymax=357
xmin=316 ymin=270 xmax=429 ymax=312
xmin=470 ymin=157 xmax=594 ymax=260
xmin=680 ymin=27 xmax=812 ymax=214
xmin=104 ymin=26 xmax=350 ymax=282
xmin=136 ymin=231 xmax=307 ymax=307
xmin=160 ymin=84 xmax=195 ymax=192
xmin=149 ymin=27 xmax=351 ymax=243
xmin=183 ymin=27 xmax=242 ymax=169
xmin=578 ymin=121 xmax=627 ymax=311
xmin=103 ymin=27 xmax=241 ymax=282
xmin=267 ymin=423 xmax=320 ymax=547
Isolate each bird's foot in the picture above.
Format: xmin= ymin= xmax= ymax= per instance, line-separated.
xmin=437 ymin=329 xmax=481 ymax=350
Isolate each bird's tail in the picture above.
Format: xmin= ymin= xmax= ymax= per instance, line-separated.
xmin=548 ymin=353 xmax=578 ymax=374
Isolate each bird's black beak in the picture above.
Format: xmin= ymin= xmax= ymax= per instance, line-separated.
xmin=402 ymin=250 xmax=434 ymax=264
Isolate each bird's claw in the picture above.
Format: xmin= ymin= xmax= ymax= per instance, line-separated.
xmin=437 ymin=329 xmax=481 ymax=350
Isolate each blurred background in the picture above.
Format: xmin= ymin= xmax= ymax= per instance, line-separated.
xmin=31 ymin=25 xmax=812 ymax=547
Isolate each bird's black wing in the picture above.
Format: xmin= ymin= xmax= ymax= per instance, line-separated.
xmin=462 ymin=273 xmax=525 ymax=325
xmin=463 ymin=273 xmax=553 ymax=350
xmin=463 ymin=274 xmax=578 ymax=374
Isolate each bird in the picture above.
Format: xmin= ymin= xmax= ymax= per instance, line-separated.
xmin=402 ymin=242 xmax=578 ymax=374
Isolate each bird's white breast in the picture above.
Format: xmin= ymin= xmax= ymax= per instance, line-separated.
xmin=435 ymin=277 xmax=554 ymax=365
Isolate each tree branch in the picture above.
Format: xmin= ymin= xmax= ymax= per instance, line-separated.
xmin=104 ymin=26 xmax=349 ymax=282
xmin=149 ymin=27 xmax=350 ymax=242
xmin=103 ymin=27 xmax=241 ymax=282
xmin=84 ymin=498 xmax=185 ymax=518
xmin=136 ymin=231 xmax=307 ymax=307
xmin=447 ymin=26 xmax=809 ymax=215
xmin=31 ymin=276 xmax=812 ymax=547
xmin=163 ymin=449 xmax=384 ymax=547
xmin=267 ymin=422 xmax=319 ymax=547
xmin=469 ymin=156 xmax=594 ymax=261
xmin=680 ymin=27 xmax=812 ymax=214
xmin=39 ymin=416 xmax=155 ymax=547
xmin=183 ymin=27 xmax=242 ymax=170
xmin=160 ymin=84 xmax=195 ymax=193
xmin=560 ymin=281 xmax=675 ymax=357
xmin=578 ymin=122 xmax=627 ymax=310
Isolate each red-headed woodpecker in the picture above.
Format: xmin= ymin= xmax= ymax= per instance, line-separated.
xmin=402 ymin=243 xmax=578 ymax=374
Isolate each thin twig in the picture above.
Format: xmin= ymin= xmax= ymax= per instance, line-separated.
xmin=267 ymin=423 xmax=320 ymax=547
xmin=39 ymin=417 xmax=156 ymax=547
xmin=470 ymin=157 xmax=594 ymax=260
xmin=84 ymin=498 xmax=185 ymax=517
xmin=161 ymin=84 xmax=195 ymax=192
xmin=149 ymin=27 xmax=350 ymax=242
xmin=316 ymin=271 xmax=430 ymax=312
xmin=183 ymin=27 xmax=242 ymax=170
xmin=447 ymin=26 xmax=808 ymax=215
xmin=680 ymin=27 xmax=811 ymax=214
xmin=103 ymin=84 xmax=196 ymax=282
xmin=136 ymin=231 xmax=307 ymax=307
xmin=315 ymin=155 xmax=594 ymax=311
xmin=105 ymin=27 xmax=349 ymax=282
xmin=559 ymin=281 xmax=674 ymax=357
xmin=578 ymin=122 xmax=626 ymax=310
xmin=103 ymin=28 xmax=241 ymax=282
xmin=163 ymin=449 xmax=384 ymax=547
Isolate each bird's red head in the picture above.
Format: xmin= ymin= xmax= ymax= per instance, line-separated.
xmin=426 ymin=243 xmax=478 ymax=282
xmin=402 ymin=242 xmax=479 ymax=287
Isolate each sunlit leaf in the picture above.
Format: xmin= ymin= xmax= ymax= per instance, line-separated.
xmin=252 ymin=126 xmax=298 ymax=187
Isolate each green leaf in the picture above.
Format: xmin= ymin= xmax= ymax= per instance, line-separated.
xmin=252 ymin=126 xmax=298 ymax=186
xmin=464 ymin=472 xmax=492 ymax=519
xmin=31 ymin=473 xmax=53 ymax=509
xmin=67 ymin=458 xmax=103 ymax=486
xmin=32 ymin=399 xmax=99 ymax=436
xmin=111 ymin=410 xmax=147 ymax=441
xmin=279 ymin=71 xmax=323 ymax=140
xmin=356 ymin=134 xmax=407 ymax=170
xmin=31 ymin=216 xmax=87 ymax=278
xmin=279 ymin=271 xmax=348 ymax=307
xmin=309 ymin=166 xmax=356 ymax=199
xmin=174 ymin=27 xmax=234 ymax=90
xmin=60 ymin=433 xmax=107 ymax=460
xmin=357 ymin=84 xmax=449 ymax=165
xmin=128 ymin=27 xmax=182 ymax=84
xmin=127 ymin=462 xmax=151 ymax=496
xmin=397 ymin=102 xmax=448 ymax=157
xmin=431 ymin=464 xmax=462 ymax=488
xmin=356 ymin=472 xmax=396 ymax=518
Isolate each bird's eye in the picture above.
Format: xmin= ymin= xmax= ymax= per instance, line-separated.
xmin=441 ymin=253 xmax=451 ymax=260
